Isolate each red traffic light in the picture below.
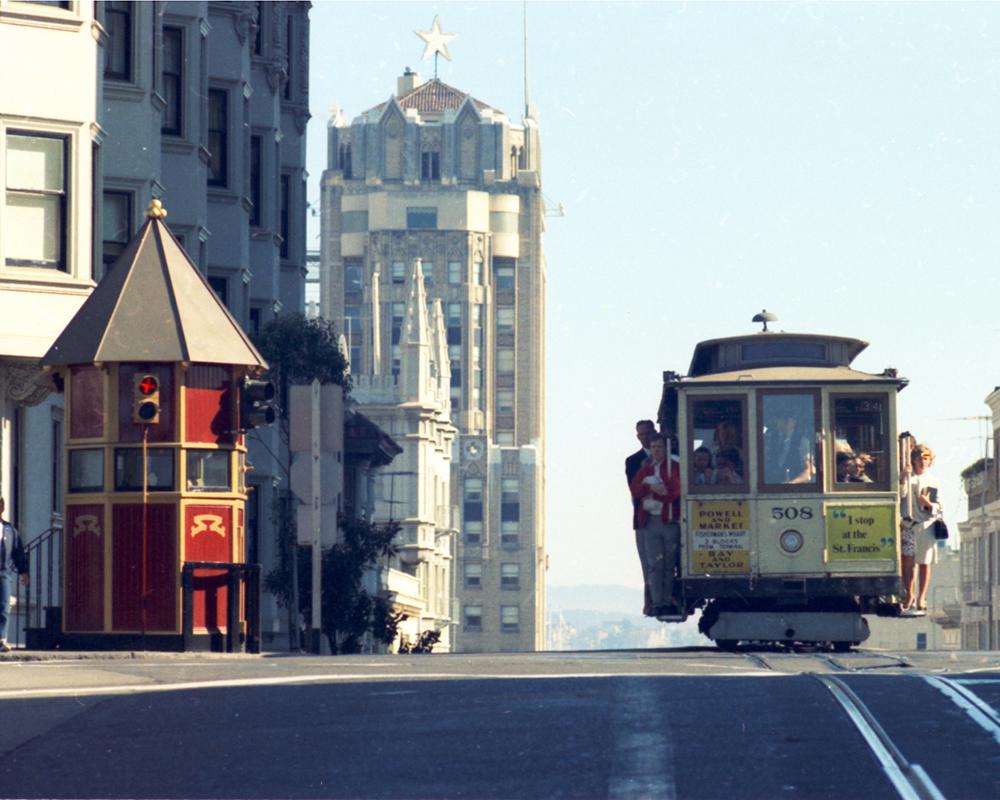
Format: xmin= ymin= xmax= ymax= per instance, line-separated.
xmin=137 ymin=375 xmax=159 ymax=396
xmin=132 ymin=373 xmax=161 ymax=424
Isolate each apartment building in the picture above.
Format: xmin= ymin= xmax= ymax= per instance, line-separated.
xmin=1 ymin=0 xmax=311 ymax=646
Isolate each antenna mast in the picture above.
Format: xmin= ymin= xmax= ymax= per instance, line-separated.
xmin=523 ymin=0 xmax=531 ymax=119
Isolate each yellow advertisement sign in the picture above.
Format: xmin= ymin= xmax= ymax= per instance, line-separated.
xmin=825 ymin=505 xmax=896 ymax=560
xmin=691 ymin=500 xmax=750 ymax=574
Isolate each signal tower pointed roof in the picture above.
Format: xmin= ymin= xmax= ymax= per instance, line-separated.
xmin=41 ymin=200 xmax=266 ymax=370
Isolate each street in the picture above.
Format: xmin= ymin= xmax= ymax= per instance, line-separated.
xmin=1 ymin=649 xmax=998 ymax=799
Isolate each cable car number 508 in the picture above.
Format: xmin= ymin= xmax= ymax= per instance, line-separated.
xmin=771 ymin=507 xmax=814 ymax=520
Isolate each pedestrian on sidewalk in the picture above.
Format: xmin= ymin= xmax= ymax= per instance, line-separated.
xmin=0 ymin=497 xmax=30 ymax=652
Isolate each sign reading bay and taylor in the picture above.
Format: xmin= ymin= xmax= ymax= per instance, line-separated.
xmin=690 ymin=500 xmax=750 ymax=573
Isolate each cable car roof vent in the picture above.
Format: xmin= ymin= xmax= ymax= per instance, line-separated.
xmin=751 ymin=309 xmax=778 ymax=332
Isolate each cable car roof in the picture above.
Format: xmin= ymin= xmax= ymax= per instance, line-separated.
xmin=687 ymin=332 xmax=869 ymax=378
xmin=681 ymin=364 xmax=907 ymax=388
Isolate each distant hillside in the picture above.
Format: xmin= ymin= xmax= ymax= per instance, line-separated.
xmin=546 ymin=583 xmax=705 ymax=650
xmin=547 ymin=584 xmax=644 ymax=615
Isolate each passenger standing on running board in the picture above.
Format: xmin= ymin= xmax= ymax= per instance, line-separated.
xmin=899 ymin=443 xmax=942 ymax=615
xmin=630 ymin=434 xmax=682 ymax=617
xmin=626 ymin=419 xmax=655 ymax=615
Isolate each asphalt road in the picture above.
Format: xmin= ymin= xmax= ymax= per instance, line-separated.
xmin=0 ymin=649 xmax=998 ymax=799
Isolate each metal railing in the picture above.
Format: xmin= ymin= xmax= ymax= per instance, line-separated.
xmin=11 ymin=525 xmax=61 ymax=649
xmin=181 ymin=561 xmax=262 ymax=653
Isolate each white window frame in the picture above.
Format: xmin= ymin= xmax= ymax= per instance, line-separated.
xmin=0 ymin=121 xmax=89 ymax=284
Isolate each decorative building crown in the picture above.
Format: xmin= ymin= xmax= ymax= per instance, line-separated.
xmin=145 ymin=198 xmax=168 ymax=219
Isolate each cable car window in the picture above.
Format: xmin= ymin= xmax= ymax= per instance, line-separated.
xmin=760 ymin=393 xmax=819 ymax=488
xmin=688 ymin=396 xmax=746 ymax=492
xmin=831 ymin=396 xmax=888 ymax=490
xmin=741 ymin=341 xmax=827 ymax=363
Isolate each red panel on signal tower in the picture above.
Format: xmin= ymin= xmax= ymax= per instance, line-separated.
xmin=185 ymin=505 xmax=233 ymax=631
xmin=111 ymin=504 xmax=177 ymax=632
xmin=185 ymin=365 xmax=234 ymax=444
xmin=69 ymin=366 xmax=105 ymax=439
xmin=64 ymin=505 xmax=105 ymax=631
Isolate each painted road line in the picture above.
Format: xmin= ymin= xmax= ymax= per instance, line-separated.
xmin=608 ymin=678 xmax=676 ymax=800
xmin=813 ymin=675 xmax=945 ymax=800
xmin=0 ymin=670 xmax=785 ymax=701
xmin=922 ymin=675 xmax=1000 ymax=746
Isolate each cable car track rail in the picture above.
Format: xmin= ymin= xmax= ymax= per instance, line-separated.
xmin=921 ymin=674 xmax=1000 ymax=746
xmin=813 ymin=674 xmax=946 ymax=800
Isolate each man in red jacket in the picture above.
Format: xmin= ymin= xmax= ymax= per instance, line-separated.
xmin=630 ymin=435 xmax=682 ymax=617
xmin=625 ymin=419 xmax=655 ymax=614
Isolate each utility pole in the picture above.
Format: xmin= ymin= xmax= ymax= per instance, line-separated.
xmin=310 ymin=379 xmax=322 ymax=653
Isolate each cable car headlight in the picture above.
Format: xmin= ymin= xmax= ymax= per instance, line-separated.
xmin=779 ymin=529 xmax=804 ymax=554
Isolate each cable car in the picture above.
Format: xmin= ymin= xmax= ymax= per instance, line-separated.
xmin=658 ymin=313 xmax=905 ymax=649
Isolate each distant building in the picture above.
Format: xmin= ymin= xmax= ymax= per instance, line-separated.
xmin=305 ymin=249 xmax=320 ymax=318
xmin=957 ymin=388 xmax=1000 ymax=649
xmin=349 ymin=259 xmax=458 ymax=650
xmin=320 ymin=67 xmax=547 ymax=651
xmin=866 ymin=549 xmax=962 ymax=651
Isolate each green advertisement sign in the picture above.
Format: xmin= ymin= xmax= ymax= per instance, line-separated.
xmin=825 ymin=505 xmax=896 ymax=560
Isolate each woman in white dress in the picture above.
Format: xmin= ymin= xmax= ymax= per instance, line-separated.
xmin=899 ymin=443 xmax=942 ymax=613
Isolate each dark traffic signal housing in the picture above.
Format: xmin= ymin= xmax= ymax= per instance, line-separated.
xmin=132 ymin=373 xmax=161 ymax=424
xmin=240 ymin=377 xmax=276 ymax=430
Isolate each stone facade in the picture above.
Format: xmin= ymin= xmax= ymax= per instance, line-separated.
xmin=350 ymin=260 xmax=457 ymax=651
xmin=320 ymin=69 xmax=547 ymax=651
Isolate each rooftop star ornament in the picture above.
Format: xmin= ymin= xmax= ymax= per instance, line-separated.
xmin=416 ymin=15 xmax=456 ymax=68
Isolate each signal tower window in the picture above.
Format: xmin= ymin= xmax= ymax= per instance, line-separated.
xmin=688 ymin=397 xmax=747 ymax=493
xmin=759 ymin=392 xmax=821 ymax=490
xmin=186 ymin=450 xmax=231 ymax=492
xmin=831 ymin=395 xmax=889 ymax=490
xmin=114 ymin=448 xmax=175 ymax=491
xmin=68 ymin=449 xmax=104 ymax=493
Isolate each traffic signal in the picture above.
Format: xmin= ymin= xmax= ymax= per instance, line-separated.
xmin=132 ymin=373 xmax=160 ymax=424
xmin=240 ymin=378 xmax=276 ymax=430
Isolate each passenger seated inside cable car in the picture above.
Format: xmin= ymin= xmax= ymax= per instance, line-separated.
xmin=689 ymin=398 xmax=746 ymax=490
xmin=761 ymin=394 xmax=817 ymax=484
xmin=713 ymin=448 xmax=744 ymax=485
xmin=832 ymin=397 xmax=887 ymax=488
xmin=692 ymin=446 xmax=713 ymax=485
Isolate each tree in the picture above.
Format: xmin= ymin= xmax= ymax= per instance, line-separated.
xmin=252 ymin=313 xmax=350 ymax=649
xmin=254 ymin=313 xmax=350 ymax=403
xmin=318 ymin=518 xmax=405 ymax=654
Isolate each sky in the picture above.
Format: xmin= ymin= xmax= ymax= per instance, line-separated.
xmin=307 ymin=1 xmax=1000 ymax=589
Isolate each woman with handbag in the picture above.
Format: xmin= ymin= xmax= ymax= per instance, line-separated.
xmin=899 ymin=443 xmax=943 ymax=614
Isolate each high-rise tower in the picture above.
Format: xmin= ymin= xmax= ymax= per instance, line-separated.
xmin=320 ymin=64 xmax=546 ymax=652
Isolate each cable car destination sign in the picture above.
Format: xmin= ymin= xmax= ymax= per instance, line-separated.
xmin=690 ymin=500 xmax=750 ymax=574
xmin=825 ymin=504 xmax=896 ymax=560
